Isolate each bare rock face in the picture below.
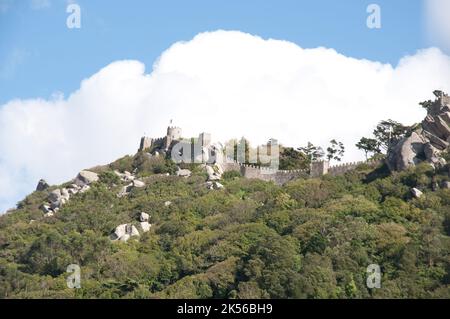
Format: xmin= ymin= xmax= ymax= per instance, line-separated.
xmin=36 ymin=179 xmax=50 ymax=191
xmin=48 ymin=189 xmax=62 ymax=203
xmin=74 ymin=170 xmax=99 ymax=187
xmin=387 ymin=91 xmax=450 ymax=171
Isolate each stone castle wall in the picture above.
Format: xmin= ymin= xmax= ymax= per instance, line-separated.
xmin=222 ymin=159 xmax=382 ymax=185
xmin=328 ymin=159 xmax=382 ymax=176
xmin=223 ymin=161 xmax=309 ymax=185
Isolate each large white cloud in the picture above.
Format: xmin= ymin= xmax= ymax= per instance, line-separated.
xmin=1 ymin=30 xmax=450 ymax=213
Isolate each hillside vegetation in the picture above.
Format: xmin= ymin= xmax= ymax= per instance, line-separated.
xmin=0 ymin=152 xmax=449 ymax=298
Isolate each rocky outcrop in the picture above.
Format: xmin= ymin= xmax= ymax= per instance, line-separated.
xmin=36 ymin=179 xmax=49 ymax=191
xmin=114 ymin=170 xmax=135 ymax=182
xmin=74 ymin=170 xmax=99 ymax=187
xmin=111 ymin=212 xmax=152 ymax=242
xmin=112 ymin=224 xmax=140 ymax=242
xmin=116 ymin=180 xmax=145 ymax=197
xmin=39 ymin=170 xmax=98 ymax=216
xmin=387 ymin=91 xmax=450 ymax=171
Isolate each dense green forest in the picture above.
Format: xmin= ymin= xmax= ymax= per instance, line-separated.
xmin=0 ymin=152 xmax=449 ymax=299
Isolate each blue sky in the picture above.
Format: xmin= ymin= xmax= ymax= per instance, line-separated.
xmin=0 ymin=0 xmax=426 ymax=105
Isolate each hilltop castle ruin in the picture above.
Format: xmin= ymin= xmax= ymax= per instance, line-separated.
xmin=138 ymin=126 xmax=381 ymax=184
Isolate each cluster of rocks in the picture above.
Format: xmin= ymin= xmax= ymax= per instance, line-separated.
xmin=173 ymin=162 xmax=224 ymax=189
xmin=115 ymin=170 xmax=146 ymax=197
xmin=111 ymin=212 xmax=151 ymax=242
xmin=114 ymin=170 xmax=136 ymax=182
xmin=410 ymin=181 xmax=450 ymax=200
xmin=388 ymin=91 xmax=450 ymax=171
xmin=38 ymin=170 xmax=98 ymax=217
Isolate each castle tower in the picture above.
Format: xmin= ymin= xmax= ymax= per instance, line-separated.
xmin=139 ymin=136 xmax=152 ymax=152
xmin=165 ymin=126 xmax=182 ymax=150
xmin=310 ymin=160 xmax=329 ymax=178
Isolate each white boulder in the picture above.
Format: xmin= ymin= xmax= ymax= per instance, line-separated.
xmin=79 ymin=185 xmax=91 ymax=193
xmin=129 ymin=225 xmax=140 ymax=237
xmin=112 ymin=224 xmax=140 ymax=242
xmin=176 ymin=168 xmax=192 ymax=178
xmin=140 ymin=221 xmax=151 ymax=232
xmin=411 ymin=188 xmax=423 ymax=198
xmin=139 ymin=212 xmax=149 ymax=222
xmin=133 ymin=180 xmax=145 ymax=188
xmin=113 ymin=224 xmax=127 ymax=238
xmin=61 ymin=188 xmax=70 ymax=200
xmin=74 ymin=170 xmax=99 ymax=187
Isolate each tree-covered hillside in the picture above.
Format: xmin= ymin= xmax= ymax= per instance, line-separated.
xmin=0 ymin=152 xmax=449 ymax=298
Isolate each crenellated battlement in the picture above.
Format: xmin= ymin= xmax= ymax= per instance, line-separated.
xmin=328 ymin=159 xmax=382 ymax=176
xmin=222 ymin=158 xmax=382 ymax=185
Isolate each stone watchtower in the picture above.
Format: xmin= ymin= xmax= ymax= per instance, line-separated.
xmin=310 ymin=161 xmax=329 ymax=178
xmin=139 ymin=136 xmax=152 ymax=152
xmin=165 ymin=126 xmax=182 ymax=150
